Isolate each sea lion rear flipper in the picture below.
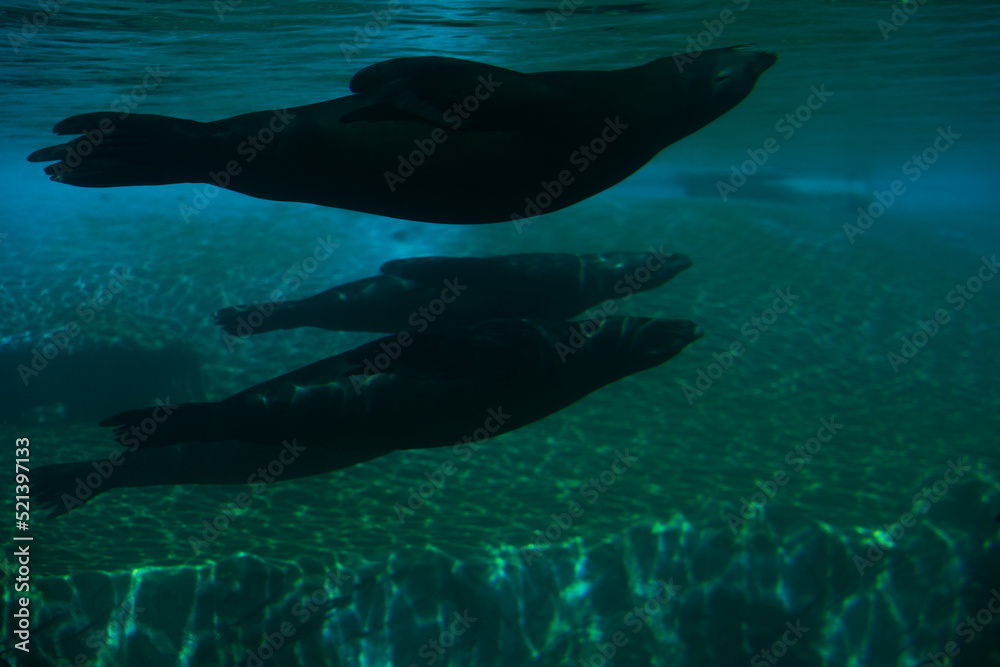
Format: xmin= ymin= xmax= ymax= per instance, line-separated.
xmin=32 ymin=461 xmax=111 ymax=519
xmin=27 ymin=112 xmax=210 ymax=187
xmin=341 ymin=56 xmax=564 ymax=131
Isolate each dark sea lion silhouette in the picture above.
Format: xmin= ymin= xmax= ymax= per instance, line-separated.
xmin=100 ymin=317 xmax=701 ymax=451
xmin=27 ymin=48 xmax=776 ymax=223
xmin=214 ymin=250 xmax=692 ymax=336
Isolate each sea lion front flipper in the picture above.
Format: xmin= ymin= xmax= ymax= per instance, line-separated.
xmin=341 ymin=56 xmax=565 ymax=131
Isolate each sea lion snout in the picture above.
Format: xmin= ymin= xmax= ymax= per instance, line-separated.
xmin=679 ymin=45 xmax=777 ymax=115
xmin=747 ymin=49 xmax=778 ymax=77
xmin=625 ymin=318 xmax=703 ymax=362
xmin=731 ymin=44 xmax=777 ymax=61
xmin=720 ymin=45 xmax=778 ymax=79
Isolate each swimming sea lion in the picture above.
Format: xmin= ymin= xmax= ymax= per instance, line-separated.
xmin=28 ymin=48 xmax=776 ymax=224
xmin=100 ymin=317 xmax=701 ymax=451
xmin=213 ymin=250 xmax=692 ymax=336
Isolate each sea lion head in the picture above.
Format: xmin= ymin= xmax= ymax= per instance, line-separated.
xmin=592 ymin=251 xmax=693 ymax=293
xmin=563 ymin=317 xmax=702 ymax=380
xmin=617 ymin=317 xmax=703 ymax=372
xmin=674 ymin=45 xmax=777 ymax=125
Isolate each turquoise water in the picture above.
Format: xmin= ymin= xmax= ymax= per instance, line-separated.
xmin=2 ymin=1 xmax=1000 ymax=666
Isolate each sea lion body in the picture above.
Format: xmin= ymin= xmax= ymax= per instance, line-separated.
xmin=29 ymin=49 xmax=776 ymax=223
xmin=214 ymin=250 xmax=693 ymax=335
xmin=102 ymin=317 xmax=701 ymax=451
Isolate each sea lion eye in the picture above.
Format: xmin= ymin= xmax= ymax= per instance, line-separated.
xmin=715 ymin=71 xmax=732 ymax=83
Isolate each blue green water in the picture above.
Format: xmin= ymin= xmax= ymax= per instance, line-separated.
xmin=2 ymin=1 xmax=1000 ymax=666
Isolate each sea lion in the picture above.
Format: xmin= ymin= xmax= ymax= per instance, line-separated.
xmin=100 ymin=317 xmax=701 ymax=451
xmin=27 ymin=48 xmax=776 ymax=224
xmin=214 ymin=250 xmax=692 ymax=336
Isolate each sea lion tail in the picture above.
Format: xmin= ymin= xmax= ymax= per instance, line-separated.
xmin=33 ymin=460 xmax=111 ymax=519
xmin=27 ymin=112 xmax=211 ymax=187
xmin=100 ymin=402 xmax=235 ymax=449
